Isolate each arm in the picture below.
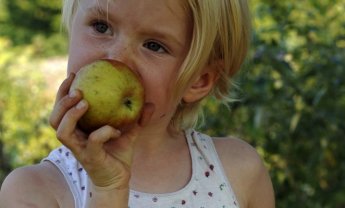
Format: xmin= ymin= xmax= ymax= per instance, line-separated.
xmin=246 ymin=157 xmax=275 ymax=208
xmin=49 ymin=74 xmax=131 ymax=208
xmin=48 ymin=74 xmax=154 ymax=208
xmin=0 ymin=165 xmax=60 ymax=208
xmin=214 ymin=137 xmax=275 ymax=208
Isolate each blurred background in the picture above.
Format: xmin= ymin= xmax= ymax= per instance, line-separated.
xmin=0 ymin=0 xmax=344 ymax=207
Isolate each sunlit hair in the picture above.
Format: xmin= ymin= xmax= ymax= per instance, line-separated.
xmin=61 ymin=0 xmax=251 ymax=131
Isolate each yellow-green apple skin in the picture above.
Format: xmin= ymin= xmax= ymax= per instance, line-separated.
xmin=70 ymin=59 xmax=144 ymax=132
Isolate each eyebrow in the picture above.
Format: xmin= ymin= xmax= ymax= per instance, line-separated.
xmin=85 ymin=5 xmax=185 ymax=49
xmin=86 ymin=6 xmax=109 ymax=19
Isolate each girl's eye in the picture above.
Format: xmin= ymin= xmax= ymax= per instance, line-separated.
xmin=143 ymin=41 xmax=167 ymax=53
xmin=92 ymin=21 xmax=111 ymax=34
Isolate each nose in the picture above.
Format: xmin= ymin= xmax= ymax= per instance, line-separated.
xmin=104 ymin=38 xmax=133 ymax=67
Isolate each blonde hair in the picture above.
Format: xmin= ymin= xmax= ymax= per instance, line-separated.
xmin=172 ymin=0 xmax=251 ymax=131
xmin=61 ymin=0 xmax=251 ymax=131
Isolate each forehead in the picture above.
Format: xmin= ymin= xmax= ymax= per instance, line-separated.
xmin=79 ymin=0 xmax=190 ymax=21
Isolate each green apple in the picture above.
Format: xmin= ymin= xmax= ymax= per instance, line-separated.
xmin=70 ymin=59 xmax=144 ymax=133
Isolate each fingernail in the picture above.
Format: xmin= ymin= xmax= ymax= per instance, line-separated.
xmin=115 ymin=129 xmax=122 ymax=136
xmin=76 ymin=100 xmax=87 ymax=109
xmin=69 ymin=90 xmax=77 ymax=98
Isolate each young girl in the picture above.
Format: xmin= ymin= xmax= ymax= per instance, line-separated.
xmin=0 ymin=0 xmax=275 ymax=207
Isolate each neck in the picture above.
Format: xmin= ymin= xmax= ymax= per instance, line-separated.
xmin=129 ymin=126 xmax=192 ymax=194
xmin=133 ymin=125 xmax=185 ymax=156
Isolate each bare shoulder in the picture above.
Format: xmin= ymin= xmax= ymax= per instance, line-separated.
xmin=213 ymin=136 xmax=275 ymax=208
xmin=0 ymin=162 xmax=73 ymax=207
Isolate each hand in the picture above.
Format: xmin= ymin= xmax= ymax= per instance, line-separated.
xmin=49 ymin=73 xmax=154 ymax=190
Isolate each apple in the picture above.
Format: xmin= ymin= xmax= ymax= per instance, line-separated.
xmin=70 ymin=59 xmax=144 ymax=133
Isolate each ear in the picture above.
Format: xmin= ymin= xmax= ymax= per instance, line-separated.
xmin=182 ymin=64 xmax=219 ymax=104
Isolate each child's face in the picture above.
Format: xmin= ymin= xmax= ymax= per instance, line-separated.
xmin=67 ymin=0 xmax=192 ymax=128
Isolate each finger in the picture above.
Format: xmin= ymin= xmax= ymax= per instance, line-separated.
xmin=138 ymin=103 xmax=155 ymax=127
xmin=95 ymin=125 xmax=139 ymax=169
xmin=86 ymin=126 xmax=121 ymax=156
xmin=55 ymin=73 xmax=76 ymax=102
xmin=49 ymin=89 xmax=83 ymax=129
xmin=120 ymin=124 xmax=140 ymax=146
xmin=56 ymin=99 xmax=88 ymax=153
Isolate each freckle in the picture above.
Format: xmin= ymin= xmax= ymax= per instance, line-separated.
xmin=89 ymin=192 xmax=92 ymax=198
xmin=209 ymin=164 xmax=214 ymax=171
xmin=205 ymin=171 xmax=210 ymax=177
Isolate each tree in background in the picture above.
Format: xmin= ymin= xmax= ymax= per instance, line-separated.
xmin=0 ymin=0 xmax=61 ymax=44
xmin=0 ymin=38 xmax=61 ymax=180
xmin=0 ymin=0 xmax=344 ymax=207
xmin=0 ymin=0 xmax=67 ymax=56
xmin=201 ymin=0 xmax=345 ymax=207
xmin=0 ymin=0 xmax=65 ymax=181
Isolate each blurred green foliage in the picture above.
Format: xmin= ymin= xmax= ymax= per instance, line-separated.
xmin=202 ymin=0 xmax=345 ymax=207
xmin=0 ymin=38 xmax=60 ymax=180
xmin=0 ymin=0 xmax=67 ymax=56
xmin=0 ymin=0 xmax=344 ymax=207
xmin=0 ymin=0 xmax=61 ymax=45
xmin=0 ymin=0 xmax=64 ymax=181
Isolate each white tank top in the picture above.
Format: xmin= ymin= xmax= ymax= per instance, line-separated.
xmin=43 ymin=129 xmax=239 ymax=208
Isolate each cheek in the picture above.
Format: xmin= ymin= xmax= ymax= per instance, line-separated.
xmin=67 ymin=37 xmax=102 ymax=75
xmin=67 ymin=31 xmax=86 ymax=74
xmin=67 ymin=19 xmax=104 ymax=74
xmin=143 ymin=74 xmax=179 ymax=110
